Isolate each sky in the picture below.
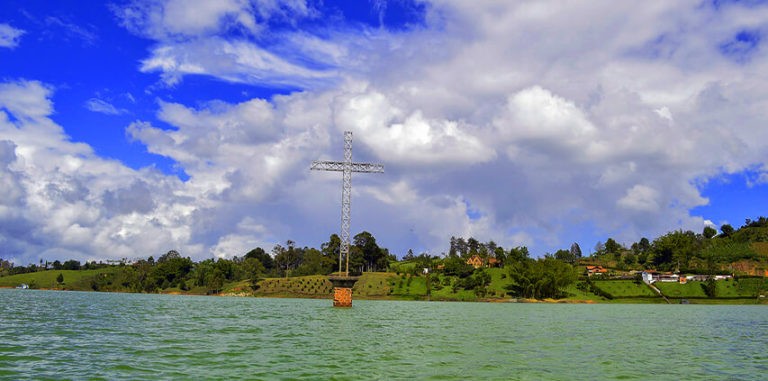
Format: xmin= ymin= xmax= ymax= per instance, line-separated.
xmin=2 ymin=0 xmax=768 ymax=265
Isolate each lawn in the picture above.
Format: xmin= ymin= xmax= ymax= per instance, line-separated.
xmin=655 ymin=281 xmax=709 ymax=298
xmin=0 ymin=268 xmax=121 ymax=290
xmin=592 ymin=280 xmax=659 ymax=298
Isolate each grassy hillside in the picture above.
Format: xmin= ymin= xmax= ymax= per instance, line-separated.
xmin=591 ymin=280 xmax=659 ymax=298
xmin=6 ymin=266 xmax=766 ymax=304
xmin=0 ymin=268 xmax=121 ymax=290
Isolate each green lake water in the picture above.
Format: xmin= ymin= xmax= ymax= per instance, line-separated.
xmin=1 ymin=289 xmax=766 ymax=380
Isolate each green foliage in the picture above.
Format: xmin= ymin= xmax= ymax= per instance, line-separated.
xmin=651 ymin=230 xmax=699 ymax=270
xmin=504 ymin=258 xmax=577 ymax=299
xmin=554 ymin=247 xmax=580 ymax=264
xmin=590 ymin=280 xmax=657 ymax=298
xmin=702 ymin=278 xmax=717 ymax=298
xmin=244 ymin=247 xmax=274 ymax=272
xmin=56 ymin=273 xmax=64 ymax=284
xmin=443 ymin=255 xmax=473 ymax=278
xmin=242 ymin=257 xmax=265 ymax=290
xmin=701 ymin=239 xmax=757 ymax=265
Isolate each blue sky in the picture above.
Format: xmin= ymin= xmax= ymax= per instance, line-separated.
xmin=1 ymin=0 xmax=768 ymax=265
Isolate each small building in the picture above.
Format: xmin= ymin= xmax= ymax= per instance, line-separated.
xmin=466 ymin=255 xmax=484 ymax=269
xmin=586 ymin=265 xmax=608 ymax=276
xmin=487 ymin=257 xmax=500 ymax=268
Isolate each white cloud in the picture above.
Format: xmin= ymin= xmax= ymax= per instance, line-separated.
xmin=115 ymin=0 xmax=316 ymax=39
xmin=140 ymin=38 xmax=336 ymax=87
xmin=0 ymin=23 xmax=24 ymax=48
xmin=116 ymin=0 xmax=768 ymax=257
xmin=8 ymin=1 xmax=768 ymax=264
xmin=617 ymin=185 xmax=661 ymax=212
xmin=334 ymin=90 xmax=495 ymax=166
xmin=85 ymin=98 xmax=128 ymax=115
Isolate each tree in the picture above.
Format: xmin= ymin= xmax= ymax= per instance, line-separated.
xmin=244 ymin=247 xmax=274 ymax=273
xmin=569 ymin=242 xmax=582 ymax=260
xmin=62 ymin=260 xmax=81 ymax=270
xmin=604 ymin=238 xmax=622 ymax=256
xmin=273 ymin=242 xmax=303 ymax=276
xmin=720 ymin=224 xmax=734 ymax=237
xmin=593 ymin=241 xmax=605 ymax=257
xmin=56 ymin=273 xmax=64 ymax=284
xmin=703 ymin=226 xmax=717 ymax=239
xmin=467 ymin=237 xmax=480 ymax=257
xmin=294 ymin=248 xmax=334 ymax=276
xmin=651 ymin=230 xmax=699 ymax=271
xmin=206 ymin=268 xmax=224 ymax=294
xmin=506 ymin=246 xmax=529 ymax=263
xmin=443 ymin=255 xmax=473 ymax=278
xmin=494 ymin=246 xmax=506 ymax=266
xmin=554 ymin=249 xmax=577 ymax=265
xmin=448 ymin=236 xmax=458 ymax=257
xmin=353 ymin=231 xmax=388 ymax=272
xmin=157 ymin=250 xmax=181 ymax=263
xmin=321 ymin=234 xmax=341 ymax=272
xmin=454 ymin=237 xmax=468 ymax=258
xmin=504 ymin=258 xmax=577 ymax=299
xmin=242 ymin=257 xmax=265 ymax=290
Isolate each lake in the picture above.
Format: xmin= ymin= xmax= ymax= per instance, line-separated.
xmin=1 ymin=289 xmax=766 ymax=380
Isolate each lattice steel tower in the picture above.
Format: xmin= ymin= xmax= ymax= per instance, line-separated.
xmin=311 ymin=131 xmax=383 ymax=276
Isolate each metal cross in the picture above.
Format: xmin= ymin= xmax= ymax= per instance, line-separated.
xmin=311 ymin=131 xmax=383 ymax=276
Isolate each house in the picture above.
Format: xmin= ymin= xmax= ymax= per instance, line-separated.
xmin=586 ymin=265 xmax=608 ymax=276
xmin=466 ymin=255 xmax=484 ymax=269
xmin=487 ymin=257 xmax=500 ymax=268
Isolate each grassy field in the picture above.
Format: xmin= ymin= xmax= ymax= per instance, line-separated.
xmin=655 ymin=278 xmax=767 ymax=299
xmin=592 ymin=280 xmax=660 ymax=298
xmin=0 ymin=268 xmax=121 ymax=290
xmin=5 ymin=267 xmax=765 ymax=304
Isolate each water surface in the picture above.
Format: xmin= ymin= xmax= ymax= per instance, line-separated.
xmin=1 ymin=289 xmax=766 ymax=380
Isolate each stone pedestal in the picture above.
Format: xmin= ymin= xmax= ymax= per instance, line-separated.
xmin=333 ymin=287 xmax=353 ymax=307
xmin=328 ymin=275 xmax=360 ymax=308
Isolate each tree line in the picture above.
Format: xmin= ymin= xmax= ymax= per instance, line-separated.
xmin=2 ymin=216 xmax=767 ymax=299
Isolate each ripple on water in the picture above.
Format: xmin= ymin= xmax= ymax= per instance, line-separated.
xmin=1 ymin=291 xmax=767 ymax=380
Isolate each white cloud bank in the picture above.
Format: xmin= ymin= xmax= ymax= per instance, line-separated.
xmin=4 ymin=1 xmax=768 ymax=264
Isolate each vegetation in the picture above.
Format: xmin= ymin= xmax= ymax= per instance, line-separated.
xmin=2 ymin=216 xmax=768 ymax=304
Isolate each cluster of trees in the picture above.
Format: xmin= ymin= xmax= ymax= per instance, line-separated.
xmin=1 ymin=258 xmax=105 ymax=276
xmin=3 ymin=216 xmax=767 ymax=299
xmin=587 ymin=217 xmax=768 ymax=273
xmin=404 ymin=236 xmax=574 ymax=299
xmin=0 ymin=232 xmax=394 ymax=293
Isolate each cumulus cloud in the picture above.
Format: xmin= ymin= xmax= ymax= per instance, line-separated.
xmin=112 ymin=0 xmax=768 ymax=256
xmin=6 ymin=1 xmax=768 ymax=265
xmin=0 ymin=80 xmax=201 ymax=265
xmin=334 ymin=90 xmax=495 ymax=166
xmin=116 ymin=0 xmax=331 ymax=87
xmin=115 ymin=0 xmax=315 ymax=39
xmin=0 ymin=23 xmax=24 ymax=48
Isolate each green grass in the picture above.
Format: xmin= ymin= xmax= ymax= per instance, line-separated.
xmin=718 ymin=278 xmax=768 ymax=297
xmin=592 ymin=280 xmax=659 ymax=298
xmin=561 ymin=283 xmax=606 ymax=302
xmin=254 ymin=275 xmax=333 ymax=297
xmin=0 ymin=268 xmax=121 ymax=290
xmin=655 ymin=278 xmax=768 ymax=299
xmin=352 ymin=272 xmax=393 ymax=297
xmin=655 ymin=282 xmax=708 ymax=298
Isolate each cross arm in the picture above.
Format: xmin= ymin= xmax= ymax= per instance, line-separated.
xmin=311 ymin=160 xmax=384 ymax=173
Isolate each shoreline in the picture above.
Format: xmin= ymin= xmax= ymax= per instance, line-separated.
xmin=4 ymin=286 xmax=763 ymax=305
